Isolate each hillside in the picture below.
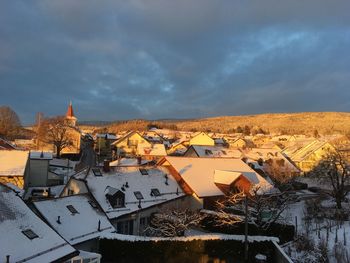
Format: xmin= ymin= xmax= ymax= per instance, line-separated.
xmin=99 ymin=112 xmax=350 ymax=135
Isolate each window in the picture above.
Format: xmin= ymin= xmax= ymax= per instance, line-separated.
xmin=22 ymin=229 xmax=38 ymax=240
xmin=67 ymin=205 xmax=79 ymax=214
xmin=205 ymin=149 xmax=213 ymax=155
xmin=139 ymin=168 xmax=148 ymax=175
xmin=150 ymin=188 xmax=161 ymax=197
xmin=88 ymin=200 xmax=98 ymax=209
xmin=92 ymin=168 xmax=102 ymax=176
xmin=106 ymin=189 xmax=125 ymax=208
xmin=134 ymin=191 xmax=144 ymax=200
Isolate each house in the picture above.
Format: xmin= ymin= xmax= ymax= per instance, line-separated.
xmin=62 ymin=165 xmax=197 ymax=235
xmin=0 ymin=137 xmax=19 ymax=150
xmin=112 ymin=131 xmax=151 ymax=157
xmin=33 ymin=194 xmax=115 ymax=252
xmin=167 ymin=141 xmax=189 ymax=156
xmin=158 ymin=157 xmax=275 ymax=209
xmin=137 ymin=143 xmax=167 ymax=160
xmin=24 ymin=151 xmax=53 ymax=188
xmin=282 ymin=140 xmax=336 ymax=172
xmin=228 ymin=137 xmax=254 ymax=149
xmin=184 ymin=145 xmax=243 ymax=159
xmin=95 ymin=133 xmax=118 ymax=161
xmin=189 ymin=132 xmax=215 ymax=146
xmin=0 ymin=183 xmax=77 ymax=262
xmin=0 ymin=150 xmax=28 ymax=188
xmin=243 ymin=148 xmax=300 ymax=177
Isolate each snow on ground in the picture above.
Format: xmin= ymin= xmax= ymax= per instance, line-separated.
xmin=281 ymin=190 xmax=350 ymax=263
xmin=100 ymin=232 xmax=279 ymax=243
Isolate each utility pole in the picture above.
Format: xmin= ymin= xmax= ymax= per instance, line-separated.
xmin=244 ymin=194 xmax=249 ymax=263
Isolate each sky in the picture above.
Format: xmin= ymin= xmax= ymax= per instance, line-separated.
xmin=0 ymin=0 xmax=349 ymax=125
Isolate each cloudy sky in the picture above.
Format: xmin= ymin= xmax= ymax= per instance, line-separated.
xmin=0 ymin=0 xmax=349 ymax=124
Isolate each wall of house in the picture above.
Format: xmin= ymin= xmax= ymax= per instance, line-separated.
xmin=183 ymin=147 xmax=198 ymax=157
xmin=116 ymin=133 xmax=150 ymax=156
xmin=113 ymin=195 xmax=202 ymax=235
xmin=25 ymin=159 xmax=49 ymax=188
xmin=189 ymin=133 xmax=215 ymax=146
xmin=74 ymin=239 xmax=100 ymax=253
xmin=0 ymin=176 xmax=24 ymax=188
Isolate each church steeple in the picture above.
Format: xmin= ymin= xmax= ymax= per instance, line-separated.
xmin=66 ymin=101 xmax=75 ymax=118
xmin=65 ymin=101 xmax=77 ymax=126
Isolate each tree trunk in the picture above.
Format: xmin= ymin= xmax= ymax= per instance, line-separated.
xmin=56 ymin=146 xmax=61 ymax=159
xmin=336 ymin=197 xmax=342 ymax=209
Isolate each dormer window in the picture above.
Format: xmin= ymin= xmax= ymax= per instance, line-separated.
xmin=22 ymin=229 xmax=38 ymax=240
xmin=150 ymin=188 xmax=161 ymax=197
xmin=134 ymin=191 xmax=144 ymax=200
xmin=66 ymin=205 xmax=79 ymax=214
xmin=139 ymin=168 xmax=148 ymax=175
xmin=105 ymin=187 xmax=125 ymax=208
xmin=92 ymin=168 xmax=102 ymax=176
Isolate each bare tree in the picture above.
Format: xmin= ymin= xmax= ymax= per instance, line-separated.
xmin=145 ymin=209 xmax=204 ymax=237
xmin=314 ymin=150 xmax=350 ymax=209
xmin=215 ymin=188 xmax=289 ymax=232
xmin=0 ymin=106 xmax=21 ymax=139
xmin=264 ymin=158 xmax=296 ymax=185
xmin=37 ymin=116 xmax=74 ymax=158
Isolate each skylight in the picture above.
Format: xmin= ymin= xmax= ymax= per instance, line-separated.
xmin=88 ymin=200 xmax=98 ymax=209
xmin=150 ymin=188 xmax=161 ymax=197
xmin=139 ymin=168 xmax=148 ymax=175
xmin=92 ymin=168 xmax=103 ymax=176
xmin=22 ymin=229 xmax=39 ymax=240
xmin=66 ymin=205 xmax=79 ymax=214
xmin=134 ymin=191 xmax=144 ymax=200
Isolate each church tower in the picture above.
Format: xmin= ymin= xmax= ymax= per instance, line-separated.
xmin=65 ymin=101 xmax=77 ymax=127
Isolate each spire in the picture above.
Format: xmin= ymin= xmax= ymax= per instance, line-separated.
xmin=66 ymin=101 xmax=75 ymax=118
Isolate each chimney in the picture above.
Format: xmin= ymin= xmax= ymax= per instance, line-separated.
xmin=57 ymin=216 xmax=61 ymax=224
xmin=98 ymin=220 xmax=101 ymax=231
xmin=137 ymin=156 xmax=142 ymax=165
xmin=6 ymin=255 xmax=10 ymax=263
xmin=103 ymin=160 xmax=110 ymax=173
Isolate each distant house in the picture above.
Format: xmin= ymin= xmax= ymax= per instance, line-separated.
xmin=0 ymin=183 xmax=77 ymax=262
xmin=136 ymin=143 xmax=167 ymax=160
xmin=167 ymin=141 xmax=189 ymax=156
xmin=33 ymin=194 xmax=115 ymax=252
xmin=228 ymin=138 xmax=254 ymax=149
xmin=62 ymin=165 xmax=195 ymax=235
xmin=158 ymin=157 xmax=276 ymax=209
xmin=243 ymin=148 xmax=300 ymax=177
xmin=112 ymin=131 xmax=151 ymax=157
xmin=0 ymin=150 xmax=29 ymax=188
xmin=184 ymin=145 xmax=242 ymax=159
xmin=189 ymin=132 xmax=215 ymax=146
xmin=282 ymin=140 xmax=336 ymax=172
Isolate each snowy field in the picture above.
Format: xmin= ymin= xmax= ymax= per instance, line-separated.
xmin=282 ymin=191 xmax=350 ymax=263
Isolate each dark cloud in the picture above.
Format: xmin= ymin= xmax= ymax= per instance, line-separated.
xmin=0 ymin=0 xmax=349 ymax=125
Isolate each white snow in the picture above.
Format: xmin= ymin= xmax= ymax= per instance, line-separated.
xmin=189 ymin=145 xmax=242 ymax=158
xmin=34 ymin=194 xmax=115 ymax=245
xmin=137 ymin=143 xmax=167 ymax=156
xmin=162 ymin=157 xmax=275 ymax=197
xmin=85 ymin=166 xmax=185 ymax=219
xmin=0 ymin=185 xmax=76 ymax=263
xmin=30 ymin=151 xmax=53 ymax=160
xmin=110 ymin=158 xmax=150 ymax=167
xmin=100 ymin=231 xmax=279 ymax=243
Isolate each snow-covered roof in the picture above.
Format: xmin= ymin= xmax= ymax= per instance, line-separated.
xmin=95 ymin=133 xmax=118 ymax=140
xmin=137 ymin=143 xmax=167 ymax=156
xmin=162 ymin=157 xmax=274 ymax=197
xmin=34 ymin=194 xmax=115 ymax=245
xmin=188 ymin=145 xmax=242 ymax=158
xmin=110 ymin=158 xmax=150 ymax=167
xmin=0 ymin=150 xmax=28 ymax=176
xmin=0 ymin=184 xmax=76 ymax=262
xmin=214 ymin=170 xmax=242 ymax=185
xmin=50 ymin=158 xmax=76 ymax=168
xmin=30 ymin=151 xmax=53 ymax=160
xmin=0 ymin=137 xmax=19 ymax=150
xmin=85 ymin=166 xmax=185 ymax=219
